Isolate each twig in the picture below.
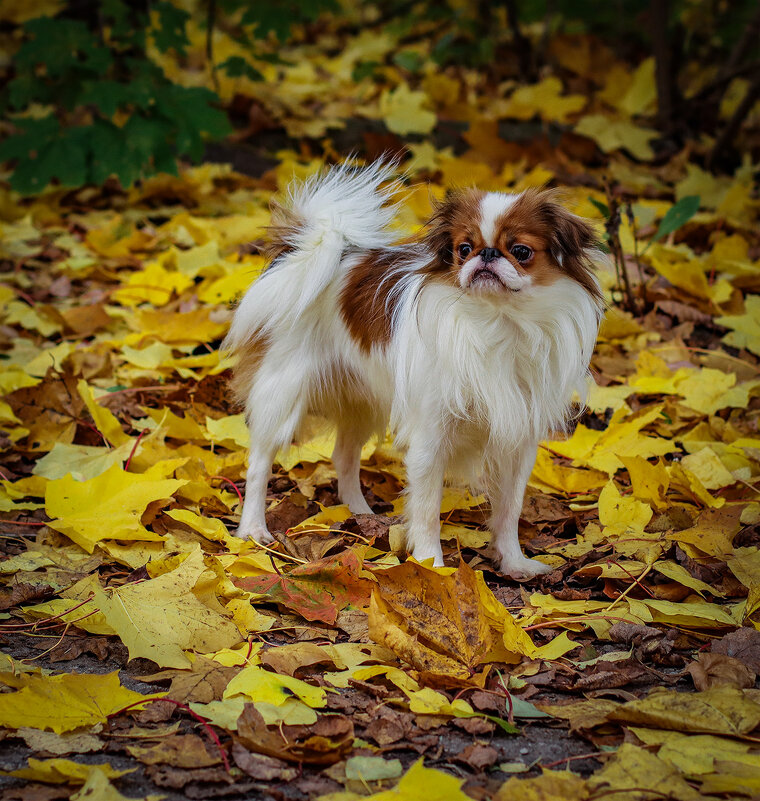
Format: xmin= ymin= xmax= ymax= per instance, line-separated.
xmin=603 ymin=184 xmax=637 ymax=313
xmin=210 ymin=475 xmax=243 ymax=506
xmin=650 ymin=0 xmax=681 ymax=131
xmin=721 ymin=5 xmax=760 ymax=80
xmin=607 ymin=557 xmax=656 ymax=598
xmin=104 ymin=385 xmax=182 ymax=397
xmin=124 ymin=430 xmax=147 ymax=471
xmin=206 ymin=0 xmax=219 ymax=93
xmin=523 ymin=613 xmax=634 ymax=631
xmin=625 ymin=203 xmax=647 ymax=309
xmin=0 ymin=596 xmax=95 ymax=632
xmin=22 ymin=623 xmax=71 ymax=661
xmin=542 ymin=751 xmax=605 ymax=769
xmin=603 ymin=564 xmax=653 ymax=615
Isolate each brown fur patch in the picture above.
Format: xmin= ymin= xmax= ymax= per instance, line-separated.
xmin=229 ymin=331 xmax=269 ymax=409
xmin=261 ymin=199 xmax=303 ymax=263
xmin=419 ymin=189 xmax=485 ymax=283
xmin=340 ymin=249 xmax=408 ymax=353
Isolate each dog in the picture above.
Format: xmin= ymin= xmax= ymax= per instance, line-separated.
xmin=225 ymin=161 xmax=604 ymax=578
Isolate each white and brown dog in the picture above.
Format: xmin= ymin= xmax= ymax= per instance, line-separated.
xmin=225 ymin=162 xmax=604 ymax=578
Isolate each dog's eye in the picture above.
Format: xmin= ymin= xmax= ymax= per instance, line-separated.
xmin=457 ymin=242 xmax=473 ymax=259
xmin=510 ymin=244 xmax=534 ymax=263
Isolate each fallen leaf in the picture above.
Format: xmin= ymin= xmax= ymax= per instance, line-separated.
xmin=233 ymin=548 xmax=372 ymax=624
xmin=0 ymin=671 xmax=162 ymax=734
xmin=45 ymin=463 xmax=185 ymax=553
xmin=608 ymin=686 xmax=760 ymax=735
xmin=92 ymin=546 xmax=241 ymax=668
xmin=687 ymin=652 xmax=755 ymax=691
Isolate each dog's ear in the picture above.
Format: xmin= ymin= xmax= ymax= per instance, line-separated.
xmin=542 ymin=199 xmax=604 ymax=302
xmin=421 ymin=189 xmax=482 ymax=271
xmin=420 ymin=190 xmax=461 ymax=269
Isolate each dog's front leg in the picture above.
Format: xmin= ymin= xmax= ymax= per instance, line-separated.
xmin=491 ymin=441 xmax=551 ymax=579
xmin=404 ymin=429 xmax=446 ymax=567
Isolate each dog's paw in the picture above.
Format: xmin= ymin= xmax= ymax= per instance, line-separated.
xmin=499 ymin=555 xmax=552 ymax=580
xmin=411 ymin=547 xmax=445 ymax=568
xmin=347 ymin=497 xmax=374 ymax=516
xmin=233 ymin=525 xmax=274 ymax=545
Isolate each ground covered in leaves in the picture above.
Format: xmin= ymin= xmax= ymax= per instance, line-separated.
xmin=2 ymin=18 xmax=760 ymax=801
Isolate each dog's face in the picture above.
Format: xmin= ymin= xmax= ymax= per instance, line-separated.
xmin=421 ymin=188 xmax=602 ymax=301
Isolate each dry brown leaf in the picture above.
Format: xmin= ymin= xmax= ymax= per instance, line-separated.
xmin=367 ymin=560 xmax=494 ymax=682
xmin=235 ymin=704 xmax=354 ymax=765
xmin=687 ymin=651 xmax=755 ymax=691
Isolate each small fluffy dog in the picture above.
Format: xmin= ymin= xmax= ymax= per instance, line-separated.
xmin=225 ymin=162 xmax=604 ymax=578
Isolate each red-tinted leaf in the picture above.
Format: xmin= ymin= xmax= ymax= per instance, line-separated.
xmin=232 ymin=548 xmax=372 ymax=624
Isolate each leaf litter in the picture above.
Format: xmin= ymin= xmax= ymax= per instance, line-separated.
xmin=1 ymin=10 xmax=760 ymax=801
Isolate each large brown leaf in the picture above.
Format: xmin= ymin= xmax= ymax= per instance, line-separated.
xmin=367 ymin=560 xmax=494 ymax=683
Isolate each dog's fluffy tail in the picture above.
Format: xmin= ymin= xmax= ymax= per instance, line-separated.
xmin=225 ymin=160 xmax=400 ymax=351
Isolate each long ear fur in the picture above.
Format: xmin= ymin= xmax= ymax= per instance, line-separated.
xmin=420 ymin=190 xmax=462 ymax=270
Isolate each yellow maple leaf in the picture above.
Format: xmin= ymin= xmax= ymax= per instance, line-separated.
xmin=617 ymin=57 xmax=657 ymax=116
xmin=366 ymin=759 xmax=471 ymax=801
xmin=553 ymin=405 xmax=674 ymax=475
xmin=598 ymin=481 xmax=653 ymax=539
xmin=621 ymin=455 xmax=669 ymax=509
xmin=716 ymin=295 xmax=760 ymax=356
xmin=126 ymin=307 xmax=227 ymax=345
xmin=22 ymin=598 xmax=115 ymax=635
xmin=77 ymin=380 xmax=131 ymax=448
xmin=681 ymin=447 xmax=737 ymax=490
xmin=587 ymin=744 xmax=699 ymax=800
xmin=575 ymin=114 xmax=658 ymax=160
xmin=224 ymin=665 xmax=326 ymax=707
xmin=377 ymin=84 xmax=436 ymax=135
xmin=33 ymin=442 xmax=133 ymax=482
xmin=0 ymin=671 xmax=161 ymax=734
xmin=197 ymin=261 xmax=264 ymax=304
xmin=649 ymin=245 xmax=731 ymax=304
xmin=72 ymin=767 xmax=164 ymax=801
xmin=113 ymin=259 xmax=194 ymax=307
xmin=2 ymin=759 xmax=133 ymax=786
xmin=92 ymin=546 xmax=241 ymax=668
xmin=45 ymin=462 xmax=186 ymax=553
xmin=497 ymin=77 xmax=586 ymax=123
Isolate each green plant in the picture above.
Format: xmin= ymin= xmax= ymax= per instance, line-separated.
xmin=0 ymin=0 xmax=231 ymax=194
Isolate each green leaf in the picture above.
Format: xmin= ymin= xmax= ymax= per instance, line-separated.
xmin=393 ymin=51 xmax=424 ymax=72
xmin=0 ymin=116 xmax=59 ymax=164
xmin=88 ymin=120 xmax=142 ymax=187
xmin=19 ymin=17 xmax=111 ymax=77
xmin=218 ymin=56 xmax=264 ymax=82
xmin=76 ymin=81 xmax=134 ymax=117
xmin=352 ymin=61 xmax=380 ymax=82
xmin=652 ymin=195 xmax=700 ymax=243
xmin=588 ymin=196 xmax=610 ymax=218
xmin=151 ymin=1 xmax=190 ymax=54
xmin=241 ymin=0 xmax=338 ymax=41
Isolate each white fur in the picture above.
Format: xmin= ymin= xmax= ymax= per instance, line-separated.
xmin=479 ymin=192 xmax=517 ymax=245
xmin=459 ymin=253 xmax=531 ymax=292
xmin=226 ymin=164 xmax=604 ymax=578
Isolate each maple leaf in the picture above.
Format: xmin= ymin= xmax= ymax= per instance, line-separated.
xmin=0 ymin=672 xmax=163 ymax=734
xmin=233 ymin=548 xmax=373 ymax=624
xmin=45 ymin=462 xmax=186 ymax=553
xmin=91 ymin=546 xmax=241 ymax=668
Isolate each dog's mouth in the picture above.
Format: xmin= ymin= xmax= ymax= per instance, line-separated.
xmin=470 ymin=267 xmax=502 ymax=285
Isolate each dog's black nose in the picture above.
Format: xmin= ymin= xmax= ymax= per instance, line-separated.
xmin=480 ymin=247 xmax=500 ymax=264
